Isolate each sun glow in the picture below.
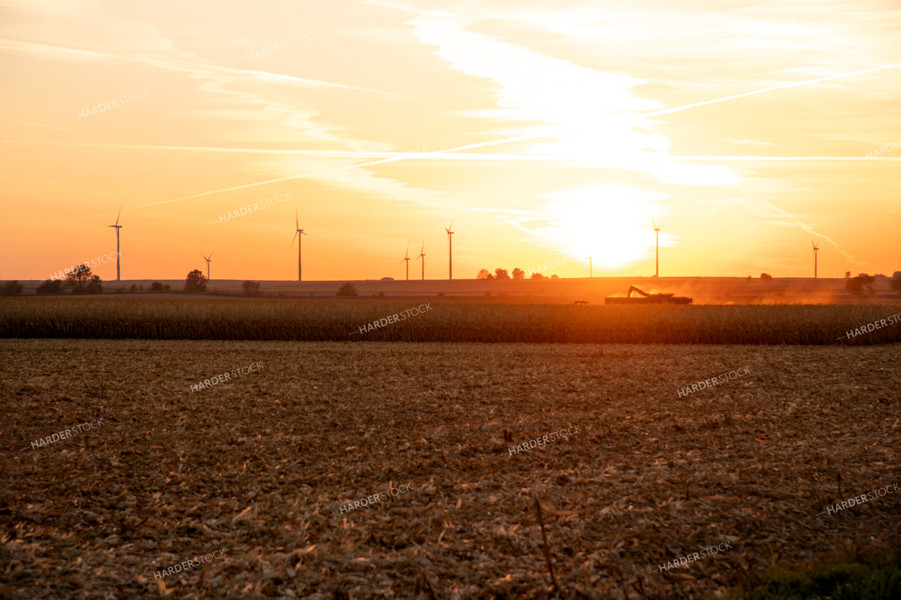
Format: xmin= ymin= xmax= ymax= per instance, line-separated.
xmin=539 ymin=184 xmax=670 ymax=270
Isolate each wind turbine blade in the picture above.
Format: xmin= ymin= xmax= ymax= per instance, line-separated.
xmin=291 ymin=230 xmax=298 ymax=246
xmin=115 ymin=207 xmax=121 ymax=226
xmin=295 ymin=209 xmax=299 ymax=230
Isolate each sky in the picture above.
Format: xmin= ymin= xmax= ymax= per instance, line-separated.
xmin=1 ymin=0 xmax=899 ymax=282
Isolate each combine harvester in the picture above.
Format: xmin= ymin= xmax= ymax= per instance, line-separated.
xmin=605 ymin=285 xmax=692 ymax=305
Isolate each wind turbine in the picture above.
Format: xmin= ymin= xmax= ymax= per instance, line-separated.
xmin=653 ymin=219 xmax=661 ymax=278
xmin=587 ymin=256 xmax=593 ymax=279
xmin=812 ymin=242 xmax=819 ymax=279
xmin=108 ymin=208 xmax=122 ymax=281
xmin=417 ymin=243 xmax=426 ymax=281
xmin=445 ymin=221 xmax=454 ymax=280
xmin=402 ymin=245 xmax=411 ymax=281
xmin=291 ymin=209 xmax=307 ymax=282
xmin=202 ymin=253 xmax=213 ymax=280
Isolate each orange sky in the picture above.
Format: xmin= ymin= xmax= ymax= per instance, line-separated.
xmin=1 ymin=0 xmax=900 ymax=282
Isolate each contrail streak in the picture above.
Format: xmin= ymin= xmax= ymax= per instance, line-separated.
xmin=642 ymin=63 xmax=901 ymax=118
xmin=731 ymin=183 xmax=859 ymax=265
xmin=74 ymin=135 xmax=536 ymax=220
xmin=675 ymin=156 xmax=901 ymax=161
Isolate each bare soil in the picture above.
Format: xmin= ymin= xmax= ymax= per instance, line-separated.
xmin=2 ymin=340 xmax=899 ymax=599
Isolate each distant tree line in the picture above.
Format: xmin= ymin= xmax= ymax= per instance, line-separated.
xmin=1 ymin=280 xmax=24 ymax=296
xmin=34 ymin=264 xmax=103 ymax=295
xmin=843 ymin=272 xmax=901 ymax=296
xmin=17 ymin=266 xmax=265 ymax=296
xmin=476 ymin=268 xmax=558 ymax=280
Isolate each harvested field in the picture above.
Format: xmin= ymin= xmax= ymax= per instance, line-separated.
xmin=2 ymin=299 xmax=901 ymax=345
xmin=2 ymin=339 xmax=899 ymax=599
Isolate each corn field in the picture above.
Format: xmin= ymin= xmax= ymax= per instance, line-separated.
xmin=2 ymin=298 xmax=900 ymax=344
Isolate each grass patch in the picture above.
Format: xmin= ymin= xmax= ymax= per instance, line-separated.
xmin=731 ymin=547 xmax=901 ymax=600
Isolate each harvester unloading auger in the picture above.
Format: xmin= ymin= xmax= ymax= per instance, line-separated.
xmin=604 ymin=285 xmax=692 ymax=305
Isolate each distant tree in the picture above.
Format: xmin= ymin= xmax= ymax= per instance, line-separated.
xmin=36 ymin=279 xmax=64 ymax=295
xmin=65 ymin=264 xmax=103 ymax=294
xmin=891 ymin=271 xmax=901 ymax=293
xmin=128 ymin=284 xmax=138 ymax=294
xmin=336 ymin=282 xmax=358 ymax=296
xmin=150 ymin=281 xmax=165 ymax=292
xmin=184 ymin=269 xmax=208 ymax=293
xmin=511 ymin=268 xmax=525 ymax=280
xmin=530 ymin=272 xmax=546 ymax=280
xmin=242 ymin=281 xmax=262 ymax=296
xmin=64 ymin=264 xmax=89 ymax=285
xmin=476 ymin=269 xmax=493 ymax=280
xmin=494 ymin=268 xmax=510 ymax=280
xmin=550 ymin=274 xmax=559 ymax=279
xmin=760 ymin=273 xmax=773 ymax=280
xmin=1 ymin=280 xmax=24 ymax=296
xmin=846 ymin=273 xmax=875 ymax=296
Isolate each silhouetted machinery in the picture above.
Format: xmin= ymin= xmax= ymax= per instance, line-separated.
xmin=605 ymin=285 xmax=692 ymax=305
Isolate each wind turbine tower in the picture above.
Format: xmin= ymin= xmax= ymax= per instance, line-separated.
xmin=402 ymin=246 xmax=410 ymax=281
xmin=202 ymin=253 xmax=213 ymax=280
xmin=812 ymin=242 xmax=819 ymax=279
xmin=291 ymin=210 xmax=307 ymax=282
xmin=108 ymin=208 xmax=122 ymax=282
xmin=653 ymin=219 xmax=661 ymax=278
xmin=417 ymin=243 xmax=426 ymax=281
xmin=445 ymin=221 xmax=454 ymax=280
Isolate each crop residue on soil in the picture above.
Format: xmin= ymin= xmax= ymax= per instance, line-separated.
xmin=1 ymin=340 xmax=899 ymax=599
